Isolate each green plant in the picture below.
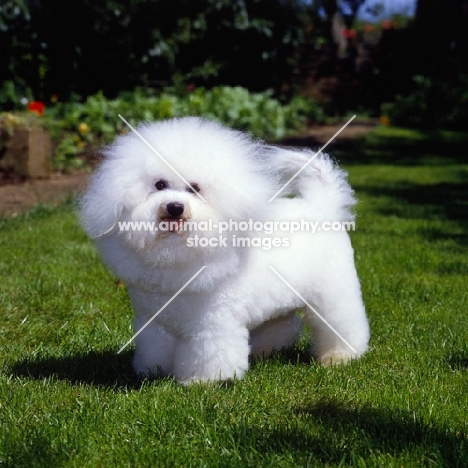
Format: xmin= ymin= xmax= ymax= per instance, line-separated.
xmin=41 ymin=87 xmax=323 ymax=170
xmin=0 ymin=0 xmax=317 ymax=100
xmin=0 ymin=80 xmax=34 ymax=110
xmin=381 ymin=74 xmax=468 ymax=130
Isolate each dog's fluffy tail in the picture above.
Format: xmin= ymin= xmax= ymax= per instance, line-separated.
xmin=261 ymin=146 xmax=356 ymax=222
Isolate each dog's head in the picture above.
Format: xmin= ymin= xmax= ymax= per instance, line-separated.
xmin=79 ymin=117 xmax=275 ymax=267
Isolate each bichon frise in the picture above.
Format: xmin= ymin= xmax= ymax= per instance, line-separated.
xmin=79 ymin=117 xmax=369 ymax=384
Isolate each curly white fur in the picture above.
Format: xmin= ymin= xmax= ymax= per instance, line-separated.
xmin=79 ymin=117 xmax=369 ymax=384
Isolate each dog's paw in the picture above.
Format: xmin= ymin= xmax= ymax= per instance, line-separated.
xmin=314 ymin=349 xmax=361 ymax=366
xmin=174 ymin=363 xmax=247 ymax=385
xmin=178 ymin=374 xmax=238 ymax=386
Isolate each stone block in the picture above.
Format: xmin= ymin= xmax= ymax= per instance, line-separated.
xmin=0 ymin=126 xmax=51 ymax=178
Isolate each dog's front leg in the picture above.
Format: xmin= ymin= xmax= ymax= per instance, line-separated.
xmin=172 ymin=323 xmax=249 ymax=385
xmin=132 ymin=320 xmax=177 ymax=378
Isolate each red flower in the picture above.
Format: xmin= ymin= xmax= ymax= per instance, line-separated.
xmin=382 ymin=20 xmax=398 ymax=30
xmin=342 ymin=29 xmax=356 ymax=40
xmin=187 ymin=83 xmax=195 ymax=92
xmin=28 ymin=101 xmax=45 ymax=116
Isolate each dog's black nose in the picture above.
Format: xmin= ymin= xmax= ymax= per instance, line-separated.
xmin=166 ymin=202 xmax=185 ymax=218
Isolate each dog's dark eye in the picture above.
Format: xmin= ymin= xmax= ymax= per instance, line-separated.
xmin=155 ymin=180 xmax=168 ymax=191
xmin=187 ymin=183 xmax=200 ymax=194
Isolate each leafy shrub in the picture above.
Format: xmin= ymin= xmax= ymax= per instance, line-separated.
xmin=381 ymin=74 xmax=468 ymax=130
xmin=0 ymin=81 xmax=33 ymax=110
xmin=42 ymin=87 xmax=324 ymax=170
xmin=0 ymin=0 xmax=315 ymax=101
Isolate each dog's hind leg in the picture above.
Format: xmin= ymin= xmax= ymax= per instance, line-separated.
xmin=304 ymin=243 xmax=369 ymax=365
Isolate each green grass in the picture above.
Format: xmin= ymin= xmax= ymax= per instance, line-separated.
xmin=1 ymin=126 xmax=468 ymax=467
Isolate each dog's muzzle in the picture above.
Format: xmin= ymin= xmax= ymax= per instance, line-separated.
xmin=158 ymin=202 xmax=191 ymax=233
xmin=166 ymin=202 xmax=184 ymax=217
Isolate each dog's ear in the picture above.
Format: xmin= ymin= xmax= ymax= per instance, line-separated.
xmin=77 ymin=171 xmax=124 ymax=239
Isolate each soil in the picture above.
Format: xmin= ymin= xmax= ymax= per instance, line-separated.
xmin=0 ymin=120 xmax=376 ymax=218
xmin=0 ymin=172 xmax=90 ymax=217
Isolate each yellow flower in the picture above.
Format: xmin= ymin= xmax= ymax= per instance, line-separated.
xmin=76 ymin=141 xmax=84 ymax=149
xmin=380 ymin=115 xmax=391 ymax=126
xmin=78 ymin=122 xmax=90 ymax=134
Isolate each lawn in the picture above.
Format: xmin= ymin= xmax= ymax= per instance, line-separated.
xmin=1 ymin=125 xmax=467 ymax=467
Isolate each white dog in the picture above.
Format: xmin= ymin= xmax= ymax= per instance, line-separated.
xmin=79 ymin=117 xmax=369 ymax=384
